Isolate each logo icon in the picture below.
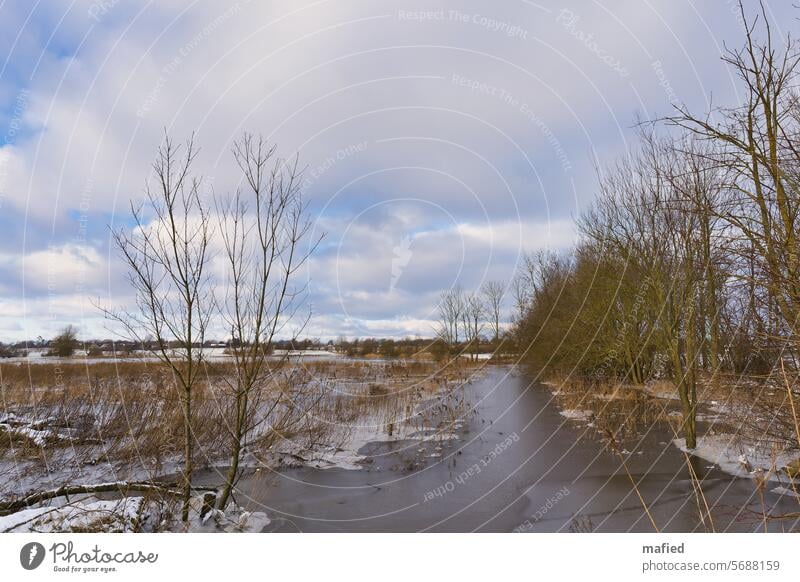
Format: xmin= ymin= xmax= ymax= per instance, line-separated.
xmin=390 ymin=234 xmax=413 ymax=292
xmin=20 ymin=542 xmax=45 ymax=570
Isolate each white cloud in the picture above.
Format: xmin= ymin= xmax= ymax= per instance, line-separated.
xmin=454 ymin=218 xmax=576 ymax=254
xmin=22 ymin=243 xmax=107 ymax=293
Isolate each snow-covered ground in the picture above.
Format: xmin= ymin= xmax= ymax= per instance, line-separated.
xmin=0 ymin=412 xmax=75 ymax=447
xmin=674 ymin=434 xmax=800 ymax=483
xmin=0 ymin=493 xmax=270 ymax=533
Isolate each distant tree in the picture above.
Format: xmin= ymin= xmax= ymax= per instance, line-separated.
xmin=463 ymin=292 xmax=485 ymax=360
xmin=436 ymin=287 xmax=465 ymax=345
xmin=360 ymin=338 xmax=378 ymax=356
xmin=50 ymin=325 xmax=79 ymax=357
xmin=510 ymin=254 xmax=537 ymax=324
xmin=0 ymin=343 xmax=22 ymax=358
xmin=381 ymin=339 xmax=397 ymax=358
xmin=430 ymin=339 xmax=449 ymax=362
xmin=481 ymin=281 xmax=506 ymax=342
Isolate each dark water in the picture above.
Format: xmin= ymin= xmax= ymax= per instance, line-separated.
xmin=224 ymin=367 xmax=800 ymax=532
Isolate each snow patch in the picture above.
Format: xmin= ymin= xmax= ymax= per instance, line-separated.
xmin=0 ymin=497 xmax=143 ymax=532
xmin=674 ymin=434 xmax=800 ymax=482
xmin=771 ymin=486 xmax=800 ymax=498
xmin=560 ymin=409 xmax=593 ymax=421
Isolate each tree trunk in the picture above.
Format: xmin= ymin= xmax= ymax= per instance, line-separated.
xmin=677 ymin=298 xmax=699 ymax=450
xmin=181 ymin=388 xmax=193 ymax=523
xmin=217 ymin=390 xmax=246 ymax=510
xmin=0 ymin=481 xmax=213 ymax=516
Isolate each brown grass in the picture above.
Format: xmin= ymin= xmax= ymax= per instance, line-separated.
xmin=0 ymin=356 xmax=483 ymax=497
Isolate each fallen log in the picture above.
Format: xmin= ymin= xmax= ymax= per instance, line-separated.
xmin=0 ymin=481 xmax=216 ymax=515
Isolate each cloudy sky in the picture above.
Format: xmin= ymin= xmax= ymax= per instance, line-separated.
xmin=0 ymin=0 xmax=793 ymax=341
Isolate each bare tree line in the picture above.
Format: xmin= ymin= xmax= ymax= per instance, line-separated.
xmin=513 ymin=3 xmax=800 ymax=452
xmin=436 ymin=282 xmax=507 ymax=359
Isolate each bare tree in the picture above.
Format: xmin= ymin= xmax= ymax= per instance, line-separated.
xmin=511 ymin=253 xmax=537 ymax=323
xmin=670 ymin=1 xmax=800 ymax=360
xmin=214 ymin=133 xmax=322 ymax=510
xmin=462 ymin=292 xmax=485 ymax=361
xmin=481 ymin=281 xmax=505 ymax=343
xmin=107 ymin=133 xmax=213 ymax=522
xmin=436 ymin=286 xmax=465 ymax=347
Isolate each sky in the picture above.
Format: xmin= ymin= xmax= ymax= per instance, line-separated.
xmin=0 ymin=0 xmax=794 ymax=341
